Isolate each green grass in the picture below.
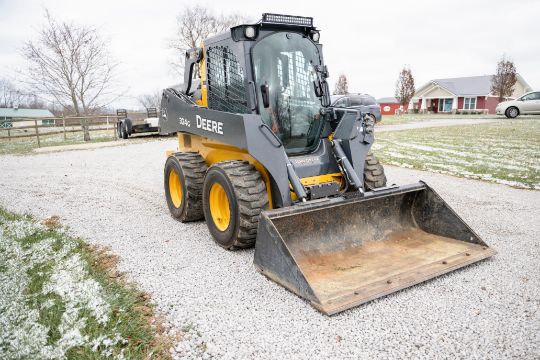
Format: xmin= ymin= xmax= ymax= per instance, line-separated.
xmin=0 ymin=208 xmax=172 ymax=359
xmin=373 ymin=118 xmax=540 ymax=189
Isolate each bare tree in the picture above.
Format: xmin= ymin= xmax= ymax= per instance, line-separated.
xmin=333 ymin=74 xmax=349 ymax=95
xmin=0 ymin=79 xmax=24 ymax=108
xmin=0 ymin=79 xmax=45 ymax=109
xmin=137 ymin=90 xmax=163 ymax=110
xmin=491 ymin=55 xmax=517 ymax=102
xmin=395 ymin=66 xmax=415 ymax=107
xmin=22 ymin=10 xmax=118 ymax=140
xmin=170 ymin=6 xmax=250 ymax=75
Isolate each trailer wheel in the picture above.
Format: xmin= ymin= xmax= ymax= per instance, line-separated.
xmin=124 ymin=118 xmax=133 ymax=136
xmin=120 ymin=122 xmax=129 ymax=139
xmin=203 ymin=161 xmax=268 ymax=250
xmin=164 ymin=152 xmax=207 ymax=222
xmin=364 ymin=153 xmax=387 ymax=190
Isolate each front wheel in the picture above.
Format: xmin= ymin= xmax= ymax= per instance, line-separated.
xmin=364 ymin=153 xmax=387 ymax=190
xmin=505 ymin=106 xmax=519 ymax=119
xmin=202 ymin=161 xmax=268 ymax=250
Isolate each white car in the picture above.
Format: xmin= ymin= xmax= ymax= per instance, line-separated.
xmin=496 ymin=91 xmax=540 ymax=118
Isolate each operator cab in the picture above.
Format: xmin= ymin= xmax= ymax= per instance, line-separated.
xmin=184 ymin=13 xmax=331 ymax=156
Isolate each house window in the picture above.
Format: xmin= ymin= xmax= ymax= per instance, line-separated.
xmin=464 ymin=97 xmax=476 ymax=110
xmin=0 ymin=117 xmax=13 ymax=128
xmin=438 ymin=98 xmax=453 ymax=112
xmin=42 ymin=119 xmax=55 ymax=126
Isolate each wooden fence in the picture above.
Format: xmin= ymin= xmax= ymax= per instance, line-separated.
xmin=0 ymin=114 xmax=131 ymax=147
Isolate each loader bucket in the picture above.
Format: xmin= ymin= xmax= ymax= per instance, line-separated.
xmin=254 ymin=182 xmax=495 ymax=315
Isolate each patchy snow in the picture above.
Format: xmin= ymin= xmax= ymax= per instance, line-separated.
xmin=374 ymin=119 xmax=540 ymax=189
xmin=44 ymin=253 xmax=111 ymax=325
xmin=3 ymin=218 xmax=46 ymax=239
xmin=0 ymin=216 xmax=127 ymax=359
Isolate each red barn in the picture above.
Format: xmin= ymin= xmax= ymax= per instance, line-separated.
xmin=377 ymin=97 xmax=407 ymax=115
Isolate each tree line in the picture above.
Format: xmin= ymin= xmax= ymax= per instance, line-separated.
xmin=2 ymin=7 xmax=520 ymax=118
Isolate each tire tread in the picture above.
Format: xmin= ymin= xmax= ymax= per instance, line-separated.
xmin=171 ymin=152 xmax=207 ymax=221
xmin=213 ymin=160 xmax=269 ymax=249
xmin=364 ymin=153 xmax=387 ymax=190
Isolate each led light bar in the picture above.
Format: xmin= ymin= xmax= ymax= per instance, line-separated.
xmin=262 ymin=13 xmax=313 ymax=27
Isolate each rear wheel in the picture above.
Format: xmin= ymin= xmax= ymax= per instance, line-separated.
xmin=364 ymin=153 xmax=387 ymax=190
xmin=203 ymin=161 xmax=268 ymax=250
xmin=164 ymin=152 xmax=207 ymax=222
xmin=505 ymin=106 xmax=519 ymax=119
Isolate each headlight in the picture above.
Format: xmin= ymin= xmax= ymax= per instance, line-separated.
xmin=310 ymin=30 xmax=320 ymax=42
xmin=244 ymin=26 xmax=257 ymax=39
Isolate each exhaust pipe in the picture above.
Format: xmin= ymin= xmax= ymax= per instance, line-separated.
xmin=253 ymin=182 xmax=496 ymax=315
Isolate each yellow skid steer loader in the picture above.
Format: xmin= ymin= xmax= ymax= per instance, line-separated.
xmin=159 ymin=13 xmax=495 ymax=315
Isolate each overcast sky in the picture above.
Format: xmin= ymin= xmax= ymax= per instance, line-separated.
xmin=0 ymin=0 xmax=538 ymax=109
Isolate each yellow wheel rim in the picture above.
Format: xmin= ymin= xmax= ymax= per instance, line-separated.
xmin=168 ymin=169 xmax=183 ymax=208
xmin=209 ymin=183 xmax=231 ymax=231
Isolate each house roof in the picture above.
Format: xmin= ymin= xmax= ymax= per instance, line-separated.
xmin=377 ymin=97 xmax=399 ymax=103
xmin=432 ymin=75 xmax=494 ymax=96
xmin=0 ymin=108 xmax=54 ymax=118
xmin=417 ymin=74 xmax=532 ymax=97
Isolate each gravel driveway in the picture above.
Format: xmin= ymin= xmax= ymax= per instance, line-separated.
xmin=1 ymin=139 xmax=539 ymax=359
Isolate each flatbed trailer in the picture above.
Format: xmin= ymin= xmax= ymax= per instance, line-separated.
xmin=116 ymin=108 xmax=160 ymax=139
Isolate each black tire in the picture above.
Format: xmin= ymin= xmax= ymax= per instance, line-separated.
xmin=364 ymin=153 xmax=387 ymax=190
xmin=367 ymin=113 xmax=378 ymax=124
xmin=121 ymin=122 xmax=128 ymax=139
xmin=202 ymin=161 xmax=268 ymax=250
xmin=505 ymin=107 xmax=519 ymax=119
xmin=124 ymin=118 xmax=133 ymax=136
xmin=164 ymin=152 xmax=207 ymax=222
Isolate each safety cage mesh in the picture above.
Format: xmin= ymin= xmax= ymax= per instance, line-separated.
xmin=206 ymin=46 xmax=249 ymax=114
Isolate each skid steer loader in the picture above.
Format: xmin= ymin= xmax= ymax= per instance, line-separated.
xmin=159 ymin=13 xmax=495 ymax=315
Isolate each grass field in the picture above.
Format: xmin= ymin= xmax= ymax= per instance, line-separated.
xmin=0 ymin=130 xmax=116 ymax=155
xmin=0 ymin=209 xmax=171 ymax=359
xmin=379 ymin=113 xmax=499 ymax=125
xmin=373 ymin=119 xmax=540 ymax=189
